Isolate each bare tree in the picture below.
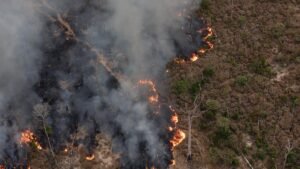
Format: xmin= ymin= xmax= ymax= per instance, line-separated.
xmin=242 ymin=154 xmax=254 ymax=169
xmin=187 ymin=93 xmax=203 ymax=161
xmin=33 ymin=103 xmax=58 ymax=167
xmin=283 ymin=139 xmax=294 ymax=169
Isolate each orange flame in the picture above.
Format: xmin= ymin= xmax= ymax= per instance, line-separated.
xmin=174 ymin=58 xmax=186 ymax=64
xmin=170 ymin=130 xmax=186 ymax=148
xmin=190 ymin=53 xmax=199 ymax=62
xmin=175 ymin=26 xmax=214 ymax=64
xmin=20 ymin=130 xmax=42 ymax=150
xmin=85 ymin=154 xmax=95 ymax=161
xmin=169 ymin=107 xmax=186 ymax=151
xmin=137 ymin=82 xmax=185 ymax=167
xmin=138 ymin=80 xmax=159 ymax=103
xmin=171 ymin=114 xmax=179 ymax=124
xmin=200 ymin=27 xmax=213 ymax=40
xmin=198 ymin=49 xmax=206 ymax=54
xmin=170 ymin=160 xmax=176 ymax=166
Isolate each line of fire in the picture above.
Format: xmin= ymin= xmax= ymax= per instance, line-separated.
xmin=0 ymin=1 xmax=213 ymax=169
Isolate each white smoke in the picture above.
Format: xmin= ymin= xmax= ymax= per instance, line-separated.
xmin=0 ymin=0 xmax=42 ymax=159
xmin=0 ymin=0 xmax=200 ymax=167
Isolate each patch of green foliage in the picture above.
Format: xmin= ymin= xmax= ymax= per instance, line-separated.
xmin=254 ymin=136 xmax=277 ymax=161
xmin=209 ymin=147 xmax=239 ymax=167
xmin=270 ymin=23 xmax=285 ymax=39
xmin=29 ymin=142 xmax=39 ymax=150
xmin=200 ymin=0 xmax=211 ymax=11
xmin=189 ymin=81 xmax=202 ymax=97
xmin=231 ymin=112 xmax=241 ymax=120
xmin=286 ymin=148 xmax=300 ymax=169
xmin=172 ymin=67 xmax=215 ymax=96
xmin=290 ymin=96 xmax=299 ymax=108
xmin=172 ymin=80 xmax=190 ymax=95
xmin=238 ymin=15 xmax=246 ymax=27
xmin=206 ymin=99 xmax=220 ymax=111
xmin=213 ymin=127 xmax=231 ymax=144
xmin=212 ymin=115 xmax=231 ymax=145
xmin=295 ymin=55 xmax=300 ymax=63
xmin=45 ymin=125 xmax=53 ymax=135
xmin=235 ymin=75 xmax=249 ymax=87
xmin=255 ymin=148 xmax=267 ymax=160
xmin=203 ymin=99 xmax=220 ymax=120
xmin=250 ymin=58 xmax=273 ymax=76
xmin=203 ymin=67 xmax=215 ymax=78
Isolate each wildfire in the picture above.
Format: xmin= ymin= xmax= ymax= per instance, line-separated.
xmin=85 ymin=154 xmax=95 ymax=161
xmin=197 ymin=26 xmax=214 ymax=51
xmin=200 ymin=27 xmax=213 ymax=40
xmin=175 ymin=26 xmax=214 ymax=63
xmin=198 ymin=49 xmax=206 ymax=54
xmin=171 ymin=114 xmax=179 ymax=124
xmin=169 ymin=107 xmax=186 ymax=155
xmin=20 ymin=130 xmax=42 ymax=150
xmin=170 ymin=130 xmax=186 ymax=148
xmin=0 ymin=165 xmax=4 ymax=169
xmin=138 ymin=80 xmax=159 ymax=103
xmin=190 ymin=53 xmax=199 ymax=62
xmin=138 ymin=80 xmax=185 ymax=166
xmin=170 ymin=160 xmax=176 ymax=166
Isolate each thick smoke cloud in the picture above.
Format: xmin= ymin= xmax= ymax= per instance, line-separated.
xmin=0 ymin=0 xmax=42 ymax=160
xmin=105 ymin=0 xmax=181 ymax=77
xmin=0 ymin=0 xmax=201 ymax=168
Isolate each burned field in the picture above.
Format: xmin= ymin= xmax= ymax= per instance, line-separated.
xmin=0 ymin=0 xmax=213 ymax=168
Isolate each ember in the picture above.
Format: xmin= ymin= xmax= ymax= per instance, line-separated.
xmin=138 ymin=80 xmax=186 ymax=164
xmin=170 ymin=130 xmax=186 ymax=148
xmin=86 ymin=154 xmax=95 ymax=161
xmin=169 ymin=108 xmax=186 ymax=150
xmin=20 ymin=130 xmax=42 ymax=150
xmin=138 ymin=80 xmax=159 ymax=104
xmin=174 ymin=25 xmax=214 ymax=63
xmin=190 ymin=53 xmax=199 ymax=62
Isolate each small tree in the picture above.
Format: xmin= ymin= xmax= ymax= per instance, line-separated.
xmin=33 ymin=103 xmax=57 ymax=164
xmin=186 ymin=93 xmax=203 ymax=161
xmin=283 ymin=139 xmax=294 ymax=169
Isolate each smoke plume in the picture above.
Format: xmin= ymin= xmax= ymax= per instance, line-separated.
xmin=0 ymin=0 xmax=42 ymax=163
xmin=0 ymin=0 xmax=202 ymax=168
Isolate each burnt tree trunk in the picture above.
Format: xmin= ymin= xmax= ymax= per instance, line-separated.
xmin=186 ymin=94 xmax=201 ymax=162
xmin=187 ymin=112 xmax=192 ymax=161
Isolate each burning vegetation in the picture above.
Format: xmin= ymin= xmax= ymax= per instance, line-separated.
xmin=0 ymin=0 xmax=213 ymax=168
xmin=20 ymin=130 xmax=43 ymax=151
xmin=174 ymin=25 xmax=214 ymax=63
